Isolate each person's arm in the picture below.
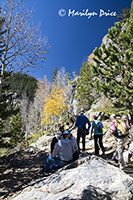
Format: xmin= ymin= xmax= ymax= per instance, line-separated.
xmin=127 ymin=114 xmax=131 ymax=127
xmin=126 ymin=122 xmax=131 ymax=130
xmin=70 ymin=116 xmax=79 ymax=132
xmin=69 ymin=123 xmax=76 ymax=132
xmin=87 ymin=120 xmax=91 ymax=129
xmin=90 ymin=124 xmax=94 ymax=139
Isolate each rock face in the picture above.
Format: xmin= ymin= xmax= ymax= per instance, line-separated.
xmin=29 ymin=134 xmax=53 ymax=152
xmin=13 ymin=155 xmax=133 ymax=200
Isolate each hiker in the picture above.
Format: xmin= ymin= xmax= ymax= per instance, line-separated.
xmin=90 ymin=115 xmax=105 ymax=156
xmin=66 ymin=122 xmax=70 ymax=131
xmin=44 ymin=130 xmax=73 ymax=173
xmin=50 ymin=125 xmax=64 ymax=154
xmin=74 ymin=109 xmax=91 ymax=152
xmin=110 ymin=114 xmax=130 ymax=169
xmin=67 ymin=129 xmax=79 ymax=160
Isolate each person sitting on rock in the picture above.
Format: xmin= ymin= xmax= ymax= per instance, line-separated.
xmin=50 ymin=125 xmax=64 ymax=154
xmin=44 ymin=130 xmax=73 ymax=173
xmin=66 ymin=122 xmax=70 ymax=131
xmin=67 ymin=129 xmax=79 ymax=160
xmin=90 ymin=115 xmax=105 ymax=156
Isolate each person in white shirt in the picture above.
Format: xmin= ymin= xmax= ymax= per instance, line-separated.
xmin=44 ymin=130 xmax=73 ymax=173
xmin=67 ymin=130 xmax=79 ymax=160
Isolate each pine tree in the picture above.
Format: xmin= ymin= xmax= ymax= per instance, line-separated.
xmin=0 ymin=9 xmax=13 ymax=147
xmin=75 ymin=61 xmax=96 ymax=110
xmin=91 ymin=2 xmax=133 ymax=115
xmin=10 ymin=104 xmax=24 ymax=147
xmin=117 ymin=8 xmax=130 ymax=23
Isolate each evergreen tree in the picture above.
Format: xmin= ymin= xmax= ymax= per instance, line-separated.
xmin=91 ymin=2 xmax=133 ymax=115
xmin=117 ymin=8 xmax=130 ymax=23
xmin=8 ymin=73 xmax=38 ymax=99
xmin=75 ymin=61 xmax=96 ymax=110
xmin=0 ymin=9 xmax=13 ymax=147
xmin=10 ymin=104 xmax=24 ymax=147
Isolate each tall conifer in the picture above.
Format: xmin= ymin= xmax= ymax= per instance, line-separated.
xmin=91 ymin=2 xmax=133 ymax=114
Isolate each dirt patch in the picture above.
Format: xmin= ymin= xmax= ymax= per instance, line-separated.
xmin=0 ymin=149 xmax=48 ymax=200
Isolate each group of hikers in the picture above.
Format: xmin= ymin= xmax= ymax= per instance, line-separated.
xmin=43 ymin=109 xmax=131 ymax=174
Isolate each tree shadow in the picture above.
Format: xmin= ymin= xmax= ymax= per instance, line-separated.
xmin=81 ymin=185 xmax=112 ymax=200
xmin=0 ymin=149 xmax=48 ymax=199
xmin=59 ymin=185 xmax=112 ymax=200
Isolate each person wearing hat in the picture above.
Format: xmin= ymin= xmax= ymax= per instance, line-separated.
xmin=110 ymin=114 xmax=130 ymax=169
xmin=44 ymin=130 xmax=73 ymax=173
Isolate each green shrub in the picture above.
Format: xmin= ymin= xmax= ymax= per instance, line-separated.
xmin=27 ymin=131 xmax=42 ymax=146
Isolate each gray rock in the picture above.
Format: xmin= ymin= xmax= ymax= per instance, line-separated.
xmin=13 ymin=156 xmax=133 ymax=200
xmin=30 ymin=134 xmax=52 ymax=152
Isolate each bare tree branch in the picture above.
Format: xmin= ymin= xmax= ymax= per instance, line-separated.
xmin=0 ymin=0 xmax=48 ymax=78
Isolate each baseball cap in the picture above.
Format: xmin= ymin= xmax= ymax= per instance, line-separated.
xmin=63 ymin=130 xmax=70 ymax=135
xmin=110 ymin=114 xmax=116 ymax=119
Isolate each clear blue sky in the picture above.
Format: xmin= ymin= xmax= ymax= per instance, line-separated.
xmin=1 ymin=0 xmax=132 ymax=81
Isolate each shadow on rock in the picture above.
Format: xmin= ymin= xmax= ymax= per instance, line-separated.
xmin=0 ymin=148 xmax=47 ymax=199
xmin=81 ymin=185 xmax=112 ymax=200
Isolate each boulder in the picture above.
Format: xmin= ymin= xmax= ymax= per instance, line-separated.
xmin=12 ymin=156 xmax=133 ymax=200
xmin=29 ymin=134 xmax=53 ymax=152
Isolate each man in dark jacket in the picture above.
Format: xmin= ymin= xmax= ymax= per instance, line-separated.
xmin=75 ymin=110 xmax=91 ymax=152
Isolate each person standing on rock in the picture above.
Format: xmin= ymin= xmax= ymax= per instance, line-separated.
xmin=90 ymin=115 xmax=105 ymax=156
xmin=74 ymin=109 xmax=91 ymax=152
xmin=110 ymin=114 xmax=130 ymax=170
xmin=44 ymin=130 xmax=73 ymax=173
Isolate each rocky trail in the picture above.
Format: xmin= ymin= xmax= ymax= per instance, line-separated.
xmin=0 ymin=130 xmax=133 ymax=200
xmin=0 ymin=149 xmax=47 ymax=200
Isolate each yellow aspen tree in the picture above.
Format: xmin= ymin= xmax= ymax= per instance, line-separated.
xmin=42 ymin=86 xmax=66 ymax=129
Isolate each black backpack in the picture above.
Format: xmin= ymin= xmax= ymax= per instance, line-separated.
xmin=97 ymin=122 xmax=103 ymax=133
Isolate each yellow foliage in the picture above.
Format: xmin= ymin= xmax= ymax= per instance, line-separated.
xmin=41 ymin=86 xmax=66 ymax=127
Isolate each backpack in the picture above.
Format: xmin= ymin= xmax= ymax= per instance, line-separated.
xmin=97 ymin=121 xmax=103 ymax=133
xmin=78 ymin=116 xmax=89 ymax=135
xmin=115 ymin=121 xmax=129 ymax=138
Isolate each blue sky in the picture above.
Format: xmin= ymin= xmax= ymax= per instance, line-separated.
xmin=1 ymin=0 xmax=132 ymax=81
